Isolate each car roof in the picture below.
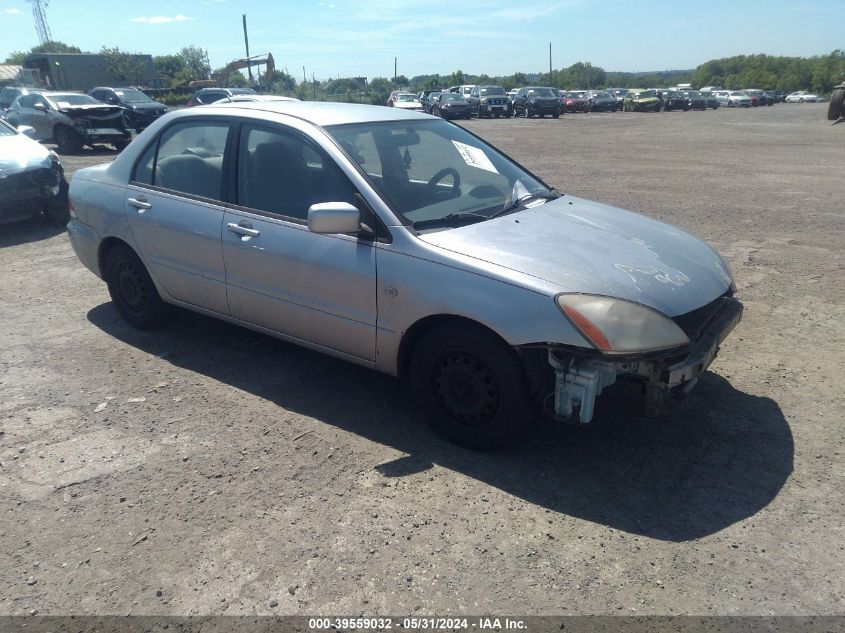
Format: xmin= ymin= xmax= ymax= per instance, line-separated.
xmin=201 ymin=100 xmax=430 ymax=126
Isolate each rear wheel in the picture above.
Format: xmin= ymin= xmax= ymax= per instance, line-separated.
xmin=104 ymin=244 xmax=166 ymax=330
xmin=409 ymin=325 xmax=533 ymax=450
xmin=54 ymin=125 xmax=83 ymax=154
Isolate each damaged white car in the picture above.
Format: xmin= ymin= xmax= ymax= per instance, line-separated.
xmin=6 ymin=91 xmax=131 ymax=154
xmin=67 ymin=102 xmax=742 ymax=449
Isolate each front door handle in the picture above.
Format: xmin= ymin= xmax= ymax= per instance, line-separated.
xmin=128 ymin=196 xmax=152 ymax=211
xmin=227 ymin=222 xmax=260 ymax=237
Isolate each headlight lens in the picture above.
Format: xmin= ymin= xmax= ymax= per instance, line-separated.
xmin=556 ymin=294 xmax=689 ymax=354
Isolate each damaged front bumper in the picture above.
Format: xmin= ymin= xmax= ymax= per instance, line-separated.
xmin=542 ymin=296 xmax=743 ymax=423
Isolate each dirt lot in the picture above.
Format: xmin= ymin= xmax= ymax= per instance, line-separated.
xmin=1 ymin=104 xmax=843 ymax=617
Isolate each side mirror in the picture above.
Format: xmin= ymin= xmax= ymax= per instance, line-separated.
xmin=307 ymin=202 xmax=362 ymax=234
xmin=17 ymin=125 xmax=36 ymax=138
xmin=33 ymin=102 xmax=46 ymax=110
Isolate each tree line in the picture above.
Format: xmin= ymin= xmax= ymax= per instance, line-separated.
xmin=5 ymin=43 xmax=843 ymax=102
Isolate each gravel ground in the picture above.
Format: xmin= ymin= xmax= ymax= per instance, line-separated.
xmin=1 ymin=103 xmax=843 ymax=617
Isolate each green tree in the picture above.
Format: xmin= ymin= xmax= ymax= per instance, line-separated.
xmin=178 ymin=45 xmax=211 ymax=81
xmin=100 ymin=47 xmax=148 ymax=85
xmin=4 ymin=40 xmax=83 ymax=64
xmin=153 ymin=54 xmax=189 ymax=87
xmin=450 ymin=69 xmax=465 ymax=86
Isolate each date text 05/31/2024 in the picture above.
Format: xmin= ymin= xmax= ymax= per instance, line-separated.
xmin=307 ymin=617 xmax=528 ymax=630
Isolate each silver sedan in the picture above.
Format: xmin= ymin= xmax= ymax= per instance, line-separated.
xmin=67 ymin=102 xmax=741 ymax=449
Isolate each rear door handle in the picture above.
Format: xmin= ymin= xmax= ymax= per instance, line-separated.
xmin=227 ymin=222 xmax=260 ymax=237
xmin=128 ymin=196 xmax=152 ymax=211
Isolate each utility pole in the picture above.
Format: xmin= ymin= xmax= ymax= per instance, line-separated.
xmin=549 ymin=42 xmax=552 ymax=84
xmin=394 ymin=57 xmax=397 ymax=85
xmin=242 ymin=14 xmax=253 ymax=84
xmin=312 ymin=72 xmax=317 ymax=100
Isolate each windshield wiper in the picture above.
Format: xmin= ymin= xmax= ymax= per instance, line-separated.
xmin=413 ymin=212 xmax=489 ymax=230
xmin=489 ymin=188 xmax=562 ymax=220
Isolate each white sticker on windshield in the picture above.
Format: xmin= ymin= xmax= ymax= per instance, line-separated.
xmin=56 ymin=101 xmax=71 ymax=108
xmin=114 ymin=91 xmax=124 ymax=96
xmin=451 ymin=141 xmax=498 ymax=174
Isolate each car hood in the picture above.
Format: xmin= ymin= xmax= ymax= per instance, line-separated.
xmin=418 ymin=196 xmax=732 ymax=317
xmin=0 ymin=133 xmax=51 ymax=177
xmin=124 ymin=102 xmax=166 ymax=112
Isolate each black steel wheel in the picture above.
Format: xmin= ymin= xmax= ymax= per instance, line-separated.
xmin=409 ymin=325 xmax=533 ymax=450
xmin=105 ymin=244 xmax=166 ymax=330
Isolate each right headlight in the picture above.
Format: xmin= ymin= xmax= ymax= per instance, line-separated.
xmin=555 ymin=294 xmax=689 ymax=354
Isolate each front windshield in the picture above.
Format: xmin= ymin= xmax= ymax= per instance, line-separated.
xmin=397 ymin=94 xmax=419 ymax=102
xmin=639 ymin=90 xmax=656 ymax=98
xmin=326 ymin=119 xmax=553 ymax=229
xmin=440 ymin=94 xmax=462 ymax=101
xmin=592 ymin=92 xmax=611 ymax=99
xmin=564 ymin=92 xmax=582 ymax=98
xmin=528 ymin=88 xmax=556 ymax=97
xmin=115 ymin=89 xmax=152 ymax=103
xmin=46 ymin=94 xmax=100 ymax=107
xmin=687 ymin=91 xmax=702 ymax=97
xmin=479 ymin=87 xmax=505 ymax=96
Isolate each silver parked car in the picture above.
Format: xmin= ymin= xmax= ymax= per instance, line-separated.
xmin=67 ymin=102 xmax=742 ymax=449
xmin=6 ymin=91 xmax=131 ymax=153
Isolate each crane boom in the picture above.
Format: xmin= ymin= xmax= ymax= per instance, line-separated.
xmin=30 ymin=0 xmax=53 ymax=45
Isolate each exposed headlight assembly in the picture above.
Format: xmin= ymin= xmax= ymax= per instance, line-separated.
xmin=556 ymin=294 xmax=689 ymax=354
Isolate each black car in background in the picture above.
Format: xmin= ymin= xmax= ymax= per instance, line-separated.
xmin=700 ymin=91 xmax=721 ymax=109
xmin=681 ymin=90 xmax=708 ymax=110
xmin=467 ymin=85 xmax=512 ymax=118
xmin=88 ymin=87 xmax=168 ymax=131
xmin=743 ymin=89 xmax=773 ymax=106
xmin=187 ymin=87 xmax=257 ymax=107
xmin=512 ymin=86 xmax=561 ymax=118
xmin=422 ymin=91 xmax=443 ymax=114
xmin=607 ymin=88 xmax=628 ymax=110
xmin=419 ymin=89 xmax=442 ymax=113
xmin=584 ymin=90 xmax=618 ymax=112
xmin=431 ymin=93 xmax=471 ymax=119
xmin=658 ymin=90 xmax=689 ymax=111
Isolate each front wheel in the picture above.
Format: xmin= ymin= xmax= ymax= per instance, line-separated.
xmin=104 ymin=244 xmax=166 ymax=330
xmin=409 ymin=325 xmax=533 ymax=450
xmin=54 ymin=125 xmax=83 ymax=154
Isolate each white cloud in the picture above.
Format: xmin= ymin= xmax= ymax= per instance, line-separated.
xmin=3 ymin=7 xmax=22 ymax=14
xmin=131 ymin=14 xmax=194 ymax=24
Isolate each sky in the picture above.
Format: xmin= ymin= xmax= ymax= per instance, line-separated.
xmin=0 ymin=0 xmax=840 ymax=80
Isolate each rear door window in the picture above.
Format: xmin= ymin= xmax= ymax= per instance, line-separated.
xmin=132 ymin=120 xmax=231 ymax=200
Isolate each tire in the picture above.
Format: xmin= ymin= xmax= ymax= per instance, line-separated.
xmin=408 ymin=324 xmax=533 ymax=450
xmin=44 ymin=176 xmax=70 ymax=226
xmin=54 ymin=125 xmax=83 ymax=154
xmin=104 ymin=244 xmax=166 ymax=330
xmin=828 ymin=87 xmax=845 ymax=121
xmin=552 ymin=112 xmax=559 ymax=119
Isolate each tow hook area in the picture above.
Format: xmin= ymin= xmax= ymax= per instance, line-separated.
xmin=548 ymin=353 xmax=617 ymax=423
